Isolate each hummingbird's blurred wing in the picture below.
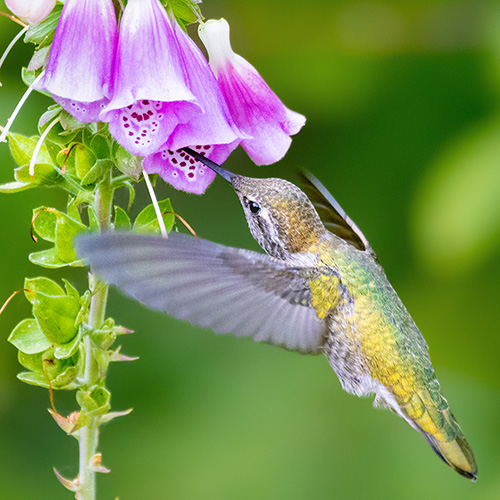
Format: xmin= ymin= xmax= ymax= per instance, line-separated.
xmin=298 ymin=171 xmax=375 ymax=257
xmin=76 ymin=232 xmax=327 ymax=354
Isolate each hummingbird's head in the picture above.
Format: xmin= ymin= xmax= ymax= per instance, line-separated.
xmin=182 ymin=147 xmax=326 ymax=259
xmin=230 ymin=175 xmax=326 ymax=259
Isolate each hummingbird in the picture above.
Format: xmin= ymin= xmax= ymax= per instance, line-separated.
xmin=76 ymin=147 xmax=477 ymax=480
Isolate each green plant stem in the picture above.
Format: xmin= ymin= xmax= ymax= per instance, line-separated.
xmin=78 ymin=369 xmax=98 ymax=499
xmin=78 ymin=172 xmax=113 ymax=500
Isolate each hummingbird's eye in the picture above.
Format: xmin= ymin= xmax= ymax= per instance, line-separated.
xmin=248 ymin=201 xmax=261 ymax=215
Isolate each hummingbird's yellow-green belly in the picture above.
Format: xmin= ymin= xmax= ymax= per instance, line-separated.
xmin=314 ymin=242 xmax=448 ymax=440
xmin=345 ymin=290 xmax=448 ymax=439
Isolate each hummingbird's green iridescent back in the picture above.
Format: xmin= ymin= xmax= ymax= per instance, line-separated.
xmin=76 ymin=158 xmax=477 ymax=481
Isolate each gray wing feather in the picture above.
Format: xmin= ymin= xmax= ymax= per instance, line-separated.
xmin=298 ymin=170 xmax=375 ymax=257
xmin=76 ymin=232 xmax=326 ymax=354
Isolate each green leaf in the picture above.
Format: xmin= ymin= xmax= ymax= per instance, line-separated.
xmin=18 ymin=351 xmax=44 ymax=373
xmin=17 ymin=371 xmax=51 ymax=388
xmin=14 ymin=163 xmax=62 ymax=187
xmin=29 ymin=248 xmax=83 ymax=269
xmin=77 ymin=386 xmax=111 ymax=416
xmin=51 ymin=367 xmax=79 ymax=389
xmin=67 ymin=197 xmax=84 ymax=223
xmin=90 ymin=134 xmax=111 ymax=160
xmin=79 ymin=158 xmax=113 ymax=186
xmin=43 ymin=348 xmax=80 ymax=377
xmin=95 ymin=348 xmax=110 ymax=377
xmin=0 ymin=181 xmax=33 ymax=193
xmin=8 ymin=319 xmax=51 ymax=354
xmin=63 ymin=280 xmax=80 ymax=302
xmin=87 ymin=207 xmax=100 ymax=231
xmin=91 ymin=386 xmax=111 ymax=409
xmin=21 ymin=68 xmax=38 ymax=89
xmin=46 ymin=123 xmax=76 ymax=148
xmin=60 ymin=111 xmax=85 ymax=133
xmin=24 ymin=279 xmax=82 ymax=345
xmin=114 ymin=206 xmax=131 ymax=230
xmin=75 ymin=292 xmax=91 ymax=328
xmin=168 ymin=0 xmax=202 ymax=27
xmin=44 ymin=139 xmax=64 ymax=165
xmin=66 ymin=144 xmax=96 ymax=181
xmin=80 ymin=160 xmax=107 ymax=186
xmin=31 ymin=207 xmax=87 ymax=265
xmin=33 ymin=292 xmax=81 ymax=344
xmin=28 ymin=46 xmax=50 ymax=72
xmin=54 ymin=327 xmax=82 ymax=360
xmin=133 ymin=198 xmax=175 ymax=234
xmin=29 ymin=248 xmax=60 ymax=268
xmin=39 ymin=106 xmax=61 ymax=129
xmin=115 ymin=145 xmax=142 ymax=179
xmin=82 ymin=127 xmax=95 ymax=147
xmin=8 ymin=132 xmax=51 ymax=167
xmin=17 ymin=366 xmax=79 ymax=390
xmin=124 ymin=181 xmax=136 ymax=211
xmin=24 ymin=5 xmax=63 ymax=46
xmin=92 ymin=327 xmax=117 ymax=351
xmin=24 ymin=277 xmax=64 ymax=303
xmin=32 ymin=208 xmax=57 ymax=242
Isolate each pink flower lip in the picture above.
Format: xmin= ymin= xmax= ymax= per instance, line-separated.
xmin=199 ymin=18 xmax=306 ymax=165
xmin=144 ymin=145 xmax=219 ymax=195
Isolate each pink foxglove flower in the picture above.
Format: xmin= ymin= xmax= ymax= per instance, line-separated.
xmin=6 ymin=0 xmax=56 ymax=25
xmin=199 ymin=19 xmax=306 ymax=165
xmin=143 ymin=23 xmax=245 ymax=195
xmin=37 ymin=0 xmax=117 ymax=122
xmin=100 ymin=0 xmax=201 ymax=157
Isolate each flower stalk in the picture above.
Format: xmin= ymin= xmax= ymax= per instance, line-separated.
xmin=78 ymin=173 xmax=112 ymax=500
xmin=78 ymin=355 xmax=98 ymax=500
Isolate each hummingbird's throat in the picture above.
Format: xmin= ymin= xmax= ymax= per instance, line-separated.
xmin=249 ymin=206 xmax=323 ymax=260
xmin=272 ymin=204 xmax=323 ymax=255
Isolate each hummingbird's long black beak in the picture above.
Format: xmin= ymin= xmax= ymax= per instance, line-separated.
xmin=182 ymin=147 xmax=236 ymax=183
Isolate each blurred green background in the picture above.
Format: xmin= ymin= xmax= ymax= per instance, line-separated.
xmin=1 ymin=0 xmax=500 ymax=498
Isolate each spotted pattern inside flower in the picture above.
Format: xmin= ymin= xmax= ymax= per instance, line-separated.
xmin=68 ymin=100 xmax=106 ymax=116
xmin=69 ymin=101 xmax=87 ymax=116
xmin=54 ymin=96 xmax=109 ymax=123
xmin=119 ymin=100 xmax=164 ymax=148
xmin=161 ymin=145 xmax=213 ymax=182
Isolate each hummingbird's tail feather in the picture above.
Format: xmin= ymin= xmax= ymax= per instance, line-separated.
xmin=422 ymin=431 xmax=477 ymax=481
xmin=401 ymin=389 xmax=477 ymax=480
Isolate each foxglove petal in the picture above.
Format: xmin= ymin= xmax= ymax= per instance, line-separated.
xmin=143 ymin=23 xmax=245 ymax=194
xmin=101 ymin=0 xmax=201 ymax=156
xmin=37 ymin=0 xmax=117 ymax=122
xmin=199 ymin=19 xmax=306 ymax=165
xmin=166 ymin=23 xmax=244 ymax=154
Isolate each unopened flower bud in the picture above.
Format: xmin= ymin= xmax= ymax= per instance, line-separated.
xmin=5 ymin=0 xmax=56 ymax=25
